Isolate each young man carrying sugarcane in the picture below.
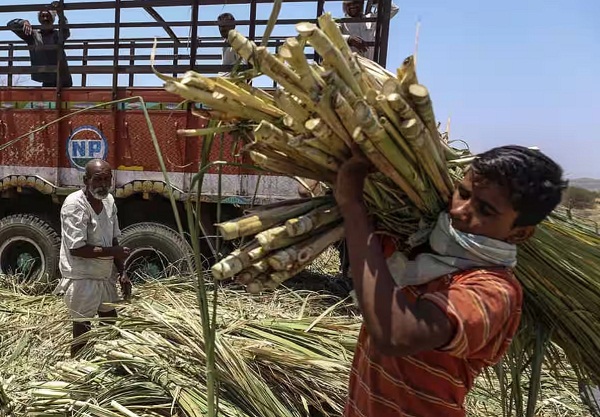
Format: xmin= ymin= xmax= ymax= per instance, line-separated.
xmin=336 ymin=145 xmax=565 ymax=417
xmin=340 ymin=0 xmax=399 ymax=60
xmin=53 ymin=159 xmax=131 ymax=358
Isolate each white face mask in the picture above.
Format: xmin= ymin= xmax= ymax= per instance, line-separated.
xmin=90 ymin=187 xmax=111 ymax=200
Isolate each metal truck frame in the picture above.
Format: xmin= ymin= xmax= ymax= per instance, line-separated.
xmin=0 ymin=0 xmax=393 ymax=282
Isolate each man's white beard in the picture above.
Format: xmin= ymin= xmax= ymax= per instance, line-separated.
xmin=90 ymin=187 xmax=110 ymax=200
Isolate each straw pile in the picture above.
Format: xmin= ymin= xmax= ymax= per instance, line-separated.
xmin=152 ymin=11 xmax=600 ymax=405
xmin=0 ymin=277 xmax=592 ymax=416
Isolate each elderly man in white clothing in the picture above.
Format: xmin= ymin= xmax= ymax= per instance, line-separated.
xmin=54 ymin=159 xmax=130 ymax=358
xmin=340 ymin=0 xmax=399 ymax=60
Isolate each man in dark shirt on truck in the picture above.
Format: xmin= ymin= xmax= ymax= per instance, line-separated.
xmin=7 ymin=1 xmax=73 ymax=88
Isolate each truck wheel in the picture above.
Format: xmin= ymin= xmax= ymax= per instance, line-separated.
xmin=0 ymin=214 xmax=60 ymax=284
xmin=120 ymin=222 xmax=195 ymax=282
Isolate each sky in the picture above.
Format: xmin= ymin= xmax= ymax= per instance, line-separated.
xmin=1 ymin=0 xmax=599 ymax=179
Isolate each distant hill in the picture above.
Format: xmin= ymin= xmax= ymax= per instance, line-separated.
xmin=570 ymin=178 xmax=600 ymax=192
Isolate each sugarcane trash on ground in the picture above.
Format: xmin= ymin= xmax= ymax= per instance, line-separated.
xmin=0 ymin=275 xmax=597 ymax=417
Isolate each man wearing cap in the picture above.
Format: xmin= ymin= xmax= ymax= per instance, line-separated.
xmin=7 ymin=1 xmax=73 ymax=88
xmin=340 ymin=0 xmax=399 ymax=60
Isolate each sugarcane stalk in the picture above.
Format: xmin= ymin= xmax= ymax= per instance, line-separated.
xmin=192 ymin=108 xmax=241 ymax=121
xmin=256 ymin=224 xmax=310 ymax=251
xmin=317 ymin=12 xmax=352 ymax=58
xmin=214 ymin=77 xmax=284 ymax=117
xmin=273 ymin=90 xmax=311 ymax=126
xmin=238 ymin=261 xmax=270 ymax=284
xmin=353 ymin=128 xmax=426 ymax=210
xmin=228 ymin=31 xmax=314 ymax=106
xmin=269 ymin=225 xmax=345 ymax=282
xmin=278 ymin=37 xmax=324 ymax=95
xmin=379 ymin=115 xmax=417 ymax=163
xmin=296 ymin=144 xmax=341 ymax=172
xmin=254 ymin=121 xmax=313 ymax=165
xmin=382 ymin=78 xmax=401 ymax=96
xmin=245 ymin=275 xmax=270 ymax=294
xmin=316 ymin=86 xmax=354 ymax=147
xmin=164 ymin=81 xmax=273 ymax=122
xmin=211 ymin=240 xmax=262 ymax=280
xmin=286 ymin=205 xmax=341 ymax=236
xmin=408 ymin=83 xmax=444 ymax=150
xmin=332 ymin=92 xmax=359 ymax=138
xmin=397 ymin=55 xmax=418 ymax=96
xmin=283 ymin=115 xmax=306 ymax=133
xmin=304 ymin=118 xmax=350 ymax=160
xmin=322 ymin=71 xmax=358 ymax=106
xmin=295 ymin=22 xmax=362 ymax=97
xmin=231 ymin=79 xmax=277 ymax=105
xmin=355 ymin=101 xmax=427 ymax=193
xmin=182 ymin=71 xmax=283 ymax=118
xmin=254 ymin=46 xmax=314 ymax=106
xmin=317 ymin=14 xmax=371 ymax=93
xmin=386 ymin=92 xmax=418 ymax=120
xmin=249 ymin=150 xmax=333 ymax=183
xmin=215 ymin=197 xmax=331 ymax=241
xmin=399 ymin=118 xmax=452 ymax=198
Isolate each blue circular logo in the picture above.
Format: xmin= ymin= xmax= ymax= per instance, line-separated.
xmin=66 ymin=126 xmax=108 ymax=171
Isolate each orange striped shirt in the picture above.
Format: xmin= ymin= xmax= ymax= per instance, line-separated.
xmin=344 ymin=267 xmax=523 ymax=417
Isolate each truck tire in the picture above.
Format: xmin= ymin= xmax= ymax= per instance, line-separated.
xmin=120 ymin=222 xmax=195 ymax=282
xmin=0 ymin=214 xmax=60 ymax=284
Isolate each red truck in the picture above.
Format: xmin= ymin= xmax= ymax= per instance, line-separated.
xmin=0 ymin=0 xmax=393 ymax=283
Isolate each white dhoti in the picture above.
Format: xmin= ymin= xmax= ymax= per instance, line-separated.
xmin=55 ymin=274 xmax=119 ymax=319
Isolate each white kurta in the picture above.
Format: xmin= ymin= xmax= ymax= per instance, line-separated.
xmin=340 ymin=2 xmax=400 ymax=60
xmin=54 ymin=190 xmax=122 ymax=318
xmin=222 ymin=46 xmax=238 ymax=65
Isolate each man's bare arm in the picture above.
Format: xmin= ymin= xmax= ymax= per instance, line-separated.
xmin=336 ymin=154 xmax=453 ymax=356
xmin=112 ymin=238 xmax=126 ymax=273
xmin=70 ymin=245 xmax=128 ymax=261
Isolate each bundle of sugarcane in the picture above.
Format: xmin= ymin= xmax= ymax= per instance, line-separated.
xmin=154 ymin=13 xmax=469 ymax=292
xmin=153 ymin=11 xmax=600 ymax=391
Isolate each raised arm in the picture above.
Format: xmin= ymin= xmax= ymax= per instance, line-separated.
xmin=7 ymin=19 xmax=34 ymax=44
xmin=58 ymin=14 xmax=70 ymax=40
xmin=335 ymin=154 xmax=453 ymax=356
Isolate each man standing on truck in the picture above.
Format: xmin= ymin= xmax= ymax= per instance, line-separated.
xmin=53 ymin=159 xmax=131 ymax=358
xmin=7 ymin=1 xmax=73 ymax=88
xmin=218 ymin=13 xmax=239 ymax=66
xmin=340 ymin=0 xmax=399 ymax=60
